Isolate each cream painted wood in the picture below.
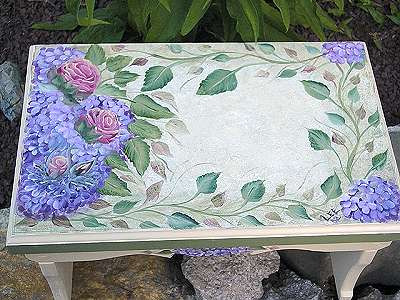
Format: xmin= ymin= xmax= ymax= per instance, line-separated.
xmin=26 ymin=241 xmax=391 ymax=300
xmin=39 ymin=262 xmax=73 ymax=300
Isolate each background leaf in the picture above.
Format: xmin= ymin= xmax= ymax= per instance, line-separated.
xmin=105 ymin=153 xmax=130 ymax=172
xmin=111 ymin=219 xmax=129 ymax=229
xmin=308 ymin=129 xmax=332 ymax=150
xmin=106 ymin=55 xmax=132 ymax=72
xmin=99 ymin=172 xmax=131 ymax=196
xmin=140 ymin=220 xmax=161 ymax=229
xmin=197 ymin=69 xmax=238 ymax=95
xmin=286 ymin=205 xmax=312 ymax=220
xmin=320 ymin=173 xmax=342 ymax=200
xmin=196 ymin=172 xmax=221 ymax=194
xmin=301 ymin=80 xmax=330 ymax=100
xmin=142 ymin=66 xmax=173 ymax=91
xmin=82 ymin=216 xmax=106 ymax=227
xmin=167 ymin=212 xmax=199 ymax=229
xmin=114 ymin=71 xmax=139 ymax=87
xmin=85 ymin=44 xmax=106 ymax=65
xmin=124 ymin=138 xmax=150 ymax=176
xmin=326 ymin=112 xmax=345 ymax=125
xmin=241 ymin=180 xmax=265 ymax=202
xmin=368 ymin=110 xmax=380 ymax=127
xmin=131 ymin=94 xmax=175 ymax=119
xmin=348 ymin=86 xmax=360 ymax=102
xmin=128 ymin=119 xmax=162 ymax=139
xmin=113 ymin=200 xmax=138 ymax=214
xmin=372 ymin=150 xmax=388 ymax=171
xmin=240 ymin=215 xmax=264 ymax=226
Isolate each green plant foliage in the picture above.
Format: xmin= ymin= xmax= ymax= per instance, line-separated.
xmin=32 ymin=0 xmax=396 ymax=44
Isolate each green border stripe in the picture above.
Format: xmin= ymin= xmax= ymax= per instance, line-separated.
xmin=7 ymin=233 xmax=400 ymax=254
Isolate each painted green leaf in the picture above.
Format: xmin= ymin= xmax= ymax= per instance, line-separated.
xmin=167 ymin=212 xmax=199 ymax=229
xmin=240 ymin=215 xmax=264 ymax=226
xmin=105 ymin=153 xmax=130 ymax=172
xmin=95 ymin=84 xmax=126 ymax=98
xmin=124 ymin=138 xmax=150 ymax=176
xmin=114 ymin=71 xmax=139 ymax=87
xmin=128 ymin=119 xmax=162 ymax=139
xmin=98 ymin=172 xmax=131 ymax=197
xmin=259 ymin=43 xmax=275 ymax=55
xmin=84 ymin=44 xmax=106 ymax=65
xmin=130 ymin=94 xmax=175 ymax=119
xmin=168 ymin=44 xmax=183 ymax=53
xmin=141 ymin=66 xmax=173 ymax=92
xmin=139 ymin=220 xmax=161 ymax=229
xmin=213 ymin=54 xmax=233 ymax=62
xmin=368 ymin=110 xmax=380 ymax=127
xmin=196 ymin=172 xmax=221 ymax=194
xmin=308 ymin=129 xmax=332 ymax=150
xmin=273 ymin=0 xmax=290 ymax=31
xmin=113 ymin=200 xmax=138 ymax=214
xmin=181 ymin=0 xmax=212 ymax=35
xmin=74 ymin=118 xmax=100 ymax=144
xmin=82 ymin=217 xmax=106 ymax=228
xmin=241 ymin=180 xmax=265 ymax=202
xmin=197 ymin=69 xmax=238 ymax=95
xmin=106 ymin=55 xmax=132 ymax=72
xmin=301 ymin=80 xmax=330 ymax=100
xmin=348 ymin=86 xmax=360 ymax=103
xmin=278 ymin=69 xmax=297 ymax=78
xmin=286 ymin=205 xmax=312 ymax=220
xmin=326 ymin=112 xmax=345 ymax=125
xmin=305 ymin=45 xmax=320 ymax=54
xmin=320 ymin=173 xmax=342 ymax=200
xmin=372 ymin=150 xmax=388 ymax=171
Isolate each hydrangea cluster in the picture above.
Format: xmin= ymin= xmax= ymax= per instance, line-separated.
xmin=33 ymin=46 xmax=84 ymax=84
xmin=340 ymin=176 xmax=400 ymax=223
xmin=174 ymin=247 xmax=250 ymax=257
xmin=322 ymin=42 xmax=365 ymax=64
xmin=17 ymin=46 xmax=136 ymax=221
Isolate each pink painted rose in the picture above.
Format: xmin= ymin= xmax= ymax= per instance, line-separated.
xmin=48 ymin=156 xmax=68 ymax=177
xmin=85 ymin=108 xmax=120 ymax=143
xmin=57 ymin=58 xmax=100 ymax=94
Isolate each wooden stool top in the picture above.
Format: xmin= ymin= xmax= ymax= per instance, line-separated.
xmin=7 ymin=42 xmax=400 ymax=254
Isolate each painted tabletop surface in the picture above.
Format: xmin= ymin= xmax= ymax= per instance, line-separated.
xmin=7 ymin=42 xmax=400 ymax=249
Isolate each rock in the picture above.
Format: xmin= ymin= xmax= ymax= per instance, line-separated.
xmin=0 ymin=208 xmax=10 ymax=230
xmin=73 ymin=254 xmax=193 ymax=300
xmin=278 ymin=250 xmax=332 ymax=284
xmin=181 ymin=250 xmax=280 ymax=300
xmin=260 ymin=264 xmax=324 ymax=300
xmin=356 ymin=285 xmax=400 ymax=300
xmin=0 ymin=249 xmax=53 ymax=299
xmin=0 ymin=61 xmax=23 ymax=121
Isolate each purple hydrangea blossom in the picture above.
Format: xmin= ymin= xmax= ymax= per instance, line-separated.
xmin=33 ymin=46 xmax=84 ymax=84
xmin=174 ymin=247 xmax=250 ymax=257
xmin=340 ymin=176 xmax=400 ymax=223
xmin=17 ymin=151 xmax=110 ymax=221
xmin=322 ymin=42 xmax=365 ymax=64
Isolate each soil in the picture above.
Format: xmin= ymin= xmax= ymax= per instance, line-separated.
xmin=1 ymin=1 xmax=399 ymax=208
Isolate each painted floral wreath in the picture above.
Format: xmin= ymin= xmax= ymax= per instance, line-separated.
xmin=16 ymin=42 xmax=400 ymax=232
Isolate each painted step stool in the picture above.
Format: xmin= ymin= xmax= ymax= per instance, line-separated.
xmin=6 ymin=42 xmax=400 ymax=300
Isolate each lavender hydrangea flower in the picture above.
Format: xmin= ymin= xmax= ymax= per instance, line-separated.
xmin=174 ymin=247 xmax=250 ymax=257
xmin=340 ymin=176 xmax=400 ymax=223
xmin=17 ymin=136 xmax=111 ymax=220
xmin=33 ymin=46 xmax=84 ymax=84
xmin=322 ymin=42 xmax=365 ymax=64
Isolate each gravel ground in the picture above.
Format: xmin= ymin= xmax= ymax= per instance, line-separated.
xmin=0 ymin=2 xmax=399 ymax=205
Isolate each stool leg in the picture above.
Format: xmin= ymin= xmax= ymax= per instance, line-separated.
xmin=330 ymin=250 xmax=377 ymax=300
xmin=39 ymin=262 xmax=73 ymax=300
